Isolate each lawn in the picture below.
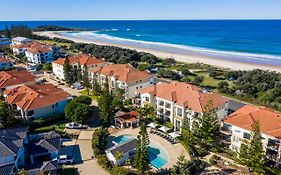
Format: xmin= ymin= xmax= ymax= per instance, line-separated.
xmin=188 ymin=72 xmax=224 ymax=88
xmin=79 ymin=90 xmax=98 ymax=100
xmin=35 ymin=39 xmax=71 ymax=48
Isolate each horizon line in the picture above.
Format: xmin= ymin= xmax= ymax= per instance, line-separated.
xmin=1 ymin=18 xmax=281 ymax=22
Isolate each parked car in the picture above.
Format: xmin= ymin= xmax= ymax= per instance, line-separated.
xmin=65 ymin=122 xmax=83 ymax=129
xmin=55 ymin=155 xmax=74 ymax=164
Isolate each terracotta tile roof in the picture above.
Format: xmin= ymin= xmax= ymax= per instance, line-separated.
xmin=4 ymin=84 xmax=70 ymax=111
xmin=0 ymin=57 xmax=12 ymax=63
xmin=0 ymin=70 xmax=36 ymax=88
xmin=223 ymin=105 xmax=281 ymax=138
xmin=53 ymin=53 xmax=105 ymax=66
xmin=115 ymin=111 xmax=139 ymax=123
xmin=91 ymin=64 xmax=152 ymax=83
xmin=26 ymin=43 xmax=52 ymax=54
xmin=137 ymin=82 xmax=229 ymax=113
xmin=12 ymin=42 xmax=33 ymax=49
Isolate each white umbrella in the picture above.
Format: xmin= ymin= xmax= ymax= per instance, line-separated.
xmin=169 ymin=131 xmax=181 ymax=139
xmin=158 ymin=126 xmax=170 ymax=133
xmin=147 ymin=122 xmax=158 ymax=128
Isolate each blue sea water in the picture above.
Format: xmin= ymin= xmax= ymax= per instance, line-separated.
xmin=1 ymin=20 xmax=281 ymax=66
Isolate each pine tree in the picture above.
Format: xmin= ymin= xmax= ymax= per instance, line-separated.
xmin=0 ymin=101 xmax=15 ymax=128
xmin=134 ymin=122 xmax=150 ymax=173
xmin=92 ymin=75 xmax=102 ymax=96
xmin=82 ymin=64 xmax=90 ymax=95
xmin=182 ymin=114 xmax=194 ymax=144
xmin=239 ymin=121 xmax=266 ymax=174
xmin=192 ymin=100 xmax=220 ymax=150
xmin=63 ymin=57 xmax=73 ymax=85
xmin=171 ymin=154 xmax=190 ymax=175
xmin=97 ymin=77 xmax=114 ymax=125
xmin=4 ymin=24 xmax=11 ymax=39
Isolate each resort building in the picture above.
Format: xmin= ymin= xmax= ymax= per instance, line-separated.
xmin=52 ymin=53 xmax=106 ymax=80
xmin=0 ymin=36 xmax=11 ymax=47
xmin=0 ymin=127 xmax=28 ymax=174
xmin=0 ymin=56 xmax=14 ymax=70
xmin=137 ymin=82 xmax=229 ymax=131
xmin=25 ymin=43 xmax=60 ymax=64
xmin=12 ymin=37 xmax=32 ymax=46
xmin=91 ymin=64 xmax=155 ymax=99
xmin=12 ymin=43 xmax=32 ymax=55
xmin=105 ymin=138 xmax=137 ymax=166
xmin=222 ymin=105 xmax=281 ymax=165
xmin=0 ymin=70 xmax=37 ymax=92
xmin=3 ymin=84 xmax=71 ymax=119
xmin=114 ymin=111 xmax=140 ymax=129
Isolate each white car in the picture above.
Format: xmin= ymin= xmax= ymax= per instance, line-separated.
xmin=55 ymin=155 xmax=74 ymax=164
xmin=65 ymin=122 xmax=83 ymax=129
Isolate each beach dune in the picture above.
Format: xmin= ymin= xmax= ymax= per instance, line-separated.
xmin=35 ymin=31 xmax=281 ymax=72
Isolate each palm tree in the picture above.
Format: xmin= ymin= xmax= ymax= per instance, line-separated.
xmin=137 ymin=104 xmax=155 ymax=121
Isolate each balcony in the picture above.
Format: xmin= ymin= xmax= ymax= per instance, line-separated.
xmin=267 ymin=145 xmax=279 ymax=152
xmin=220 ymin=127 xmax=232 ymax=135
xmin=221 ymin=139 xmax=231 ymax=145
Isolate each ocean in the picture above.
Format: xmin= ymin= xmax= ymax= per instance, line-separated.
xmin=1 ymin=20 xmax=281 ymax=66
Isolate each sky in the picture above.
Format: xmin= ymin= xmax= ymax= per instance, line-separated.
xmin=1 ymin=0 xmax=281 ymax=21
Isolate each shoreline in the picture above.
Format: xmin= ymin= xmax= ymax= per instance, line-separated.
xmin=35 ymin=31 xmax=281 ymax=72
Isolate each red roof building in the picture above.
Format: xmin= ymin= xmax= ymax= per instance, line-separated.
xmin=4 ymin=84 xmax=71 ymax=119
xmin=0 ymin=70 xmax=37 ymax=90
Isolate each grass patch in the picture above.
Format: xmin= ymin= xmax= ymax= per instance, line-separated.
xmin=188 ymin=72 xmax=224 ymax=87
xmin=58 ymin=167 xmax=79 ymax=175
xmin=35 ymin=39 xmax=71 ymax=48
xmin=33 ymin=121 xmax=67 ymax=133
xmin=79 ymin=90 xmax=98 ymax=100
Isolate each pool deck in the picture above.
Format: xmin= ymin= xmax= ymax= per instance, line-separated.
xmin=109 ymin=128 xmax=190 ymax=170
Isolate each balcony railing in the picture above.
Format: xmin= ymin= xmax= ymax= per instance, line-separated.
xmin=267 ymin=145 xmax=279 ymax=152
xmin=220 ymin=127 xmax=232 ymax=135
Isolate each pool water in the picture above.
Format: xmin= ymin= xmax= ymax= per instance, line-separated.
xmin=112 ymin=135 xmax=168 ymax=169
xmin=112 ymin=135 xmax=132 ymax=145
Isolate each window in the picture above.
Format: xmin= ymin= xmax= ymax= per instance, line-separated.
xmin=140 ymin=86 xmax=142 ymax=88
xmin=235 ymin=130 xmax=241 ymax=133
xmin=159 ymin=100 xmax=164 ymax=106
xmin=243 ymin=132 xmax=251 ymax=140
xmin=136 ymin=87 xmax=138 ymax=89
xmin=165 ymin=110 xmax=171 ymax=116
xmin=165 ymin=102 xmax=171 ymax=109
xmin=177 ymin=107 xmax=183 ymax=117
xmin=145 ymin=97 xmax=149 ymax=102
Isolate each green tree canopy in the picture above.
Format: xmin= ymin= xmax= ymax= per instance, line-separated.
xmin=97 ymin=77 xmax=114 ymax=126
xmin=63 ymin=57 xmax=73 ymax=84
xmin=64 ymin=96 xmax=92 ymax=123
xmin=192 ymin=101 xmax=220 ymax=150
xmin=239 ymin=121 xmax=266 ymax=174
xmin=0 ymin=101 xmax=16 ymax=128
xmin=133 ymin=122 xmax=150 ymax=173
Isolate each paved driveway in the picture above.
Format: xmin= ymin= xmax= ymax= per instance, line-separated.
xmin=60 ymin=130 xmax=109 ymax=175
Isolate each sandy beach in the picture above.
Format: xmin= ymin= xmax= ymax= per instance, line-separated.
xmin=35 ymin=31 xmax=281 ymax=72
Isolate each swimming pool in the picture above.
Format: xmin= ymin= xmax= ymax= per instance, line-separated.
xmin=112 ymin=135 xmax=168 ymax=169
